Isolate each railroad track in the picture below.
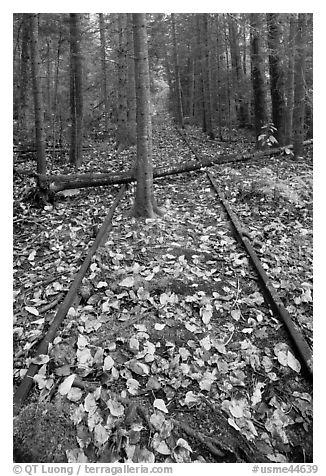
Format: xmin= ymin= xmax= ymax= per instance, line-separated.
xmin=175 ymin=126 xmax=313 ymax=381
xmin=14 ymin=126 xmax=313 ymax=415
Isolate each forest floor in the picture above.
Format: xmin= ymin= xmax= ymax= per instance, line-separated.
xmin=13 ymin=114 xmax=313 ymax=464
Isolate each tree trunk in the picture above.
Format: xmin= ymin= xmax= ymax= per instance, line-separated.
xmin=69 ymin=13 xmax=83 ymax=168
xmin=116 ymin=13 xmax=129 ymax=150
xmin=223 ymin=15 xmax=232 ymax=141
xmin=18 ymin=14 xmax=30 ymax=145
xmin=193 ymin=15 xmax=203 ymax=127
xmin=293 ymin=14 xmax=307 ymax=157
xmin=43 ymin=138 xmax=313 ymax=193
xmin=228 ymin=14 xmax=249 ymax=127
xmin=52 ymin=26 xmax=63 ymax=156
xmin=126 ymin=13 xmax=137 ymax=145
xmin=267 ymin=13 xmax=286 ymax=146
xmin=215 ymin=15 xmax=224 ymax=140
xmin=285 ymin=14 xmax=296 ymax=145
xmin=46 ymin=39 xmax=51 ymax=120
xmin=98 ymin=13 xmax=109 ymax=133
xmin=188 ymin=56 xmax=195 ymax=122
xmin=29 ymin=14 xmax=46 ymax=175
xmin=171 ymin=14 xmax=184 ymax=128
xmin=131 ymin=13 xmax=162 ymax=218
xmin=200 ymin=14 xmax=214 ymax=139
xmin=250 ymin=13 xmax=268 ymax=142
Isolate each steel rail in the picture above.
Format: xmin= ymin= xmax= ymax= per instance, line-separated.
xmin=176 ymin=126 xmax=312 ymax=380
xmin=13 ymin=185 xmax=127 ymax=414
xmin=207 ymin=173 xmax=313 ymax=380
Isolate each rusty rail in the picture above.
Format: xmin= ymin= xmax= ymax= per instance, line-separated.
xmin=13 ymin=185 xmax=127 ymax=414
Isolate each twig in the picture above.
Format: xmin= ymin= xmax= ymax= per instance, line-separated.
xmin=172 ymin=419 xmax=225 ymax=459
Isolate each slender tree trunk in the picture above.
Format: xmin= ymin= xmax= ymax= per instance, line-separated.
xmin=228 ymin=14 xmax=249 ymax=127
xmin=215 ymin=15 xmax=224 ymax=140
xmin=223 ymin=15 xmax=232 ymax=141
xmin=171 ymin=14 xmax=184 ymax=128
xmin=29 ymin=13 xmax=46 ymax=175
xmin=267 ymin=13 xmax=286 ymax=146
xmin=52 ymin=27 xmax=63 ymax=156
xmin=116 ymin=13 xmax=130 ymax=149
xmin=69 ymin=13 xmax=83 ymax=167
xmin=188 ymin=56 xmax=195 ymax=122
xmin=18 ymin=14 xmax=30 ymax=145
xmin=126 ymin=13 xmax=137 ymax=144
xmin=200 ymin=14 xmax=214 ymax=139
xmin=46 ymin=39 xmax=51 ymax=120
xmin=98 ymin=13 xmax=109 ymax=133
xmin=293 ymin=14 xmax=307 ymax=157
xmin=131 ymin=13 xmax=162 ymax=218
xmin=193 ymin=15 xmax=203 ymax=127
xmin=250 ymin=13 xmax=268 ymax=143
xmin=285 ymin=14 xmax=296 ymax=145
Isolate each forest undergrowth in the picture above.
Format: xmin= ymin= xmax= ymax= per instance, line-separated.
xmin=13 ymin=118 xmax=313 ymax=463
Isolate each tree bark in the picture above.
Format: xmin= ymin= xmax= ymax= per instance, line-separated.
xmin=131 ymin=13 xmax=162 ymax=218
xmin=250 ymin=13 xmax=268 ymax=142
xmin=200 ymin=14 xmax=214 ymax=139
xmin=171 ymin=14 xmax=184 ymax=128
xmin=98 ymin=13 xmax=109 ymax=133
xmin=18 ymin=14 xmax=30 ymax=145
xmin=29 ymin=13 xmax=46 ymax=175
xmin=116 ymin=13 xmax=129 ymax=149
xmin=228 ymin=14 xmax=249 ymax=127
xmin=293 ymin=14 xmax=307 ymax=157
xmin=285 ymin=14 xmax=296 ymax=145
xmin=126 ymin=13 xmax=137 ymax=145
xmin=69 ymin=13 xmax=83 ymax=167
xmin=267 ymin=13 xmax=286 ymax=146
xmin=42 ymin=138 xmax=312 ymax=193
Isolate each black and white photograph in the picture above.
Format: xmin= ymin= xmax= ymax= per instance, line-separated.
xmin=12 ymin=9 xmax=314 ymax=470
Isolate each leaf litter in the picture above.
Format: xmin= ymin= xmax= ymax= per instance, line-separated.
xmin=13 ymin=119 xmax=312 ymax=463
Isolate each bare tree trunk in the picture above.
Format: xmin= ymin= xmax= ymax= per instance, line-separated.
xmin=69 ymin=13 xmax=83 ymax=168
xmin=29 ymin=13 xmax=46 ymax=175
xmin=293 ymin=14 xmax=307 ymax=157
xmin=215 ymin=15 xmax=224 ymax=140
xmin=285 ymin=14 xmax=296 ymax=145
xmin=267 ymin=13 xmax=286 ymax=146
xmin=116 ymin=13 xmax=129 ymax=150
xmin=193 ymin=15 xmax=203 ymax=127
xmin=98 ymin=13 xmax=109 ymax=133
xmin=131 ymin=13 xmax=162 ymax=218
xmin=171 ymin=14 xmax=184 ymax=128
xmin=223 ymin=15 xmax=232 ymax=142
xmin=126 ymin=13 xmax=137 ymax=144
xmin=250 ymin=13 xmax=268 ymax=143
xmin=52 ymin=26 xmax=63 ymax=156
xmin=188 ymin=56 xmax=195 ymax=122
xmin=46 ymin=39 xmax=51 ymax=120
xmin=18 ymin=14 xmax=30 ymax=145
xmin=200 ymin=14 xmax=214 ymax=139
xmin=228 ymin=14 xmax=249 ymax=127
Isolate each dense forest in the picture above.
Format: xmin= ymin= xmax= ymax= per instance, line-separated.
xmin=13 ymin=13 xmax=313 ymax=467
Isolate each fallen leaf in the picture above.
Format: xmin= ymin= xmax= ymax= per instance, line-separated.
xmin=25 ymin=306 xmax=39 ymax=316
xmin=67 ymin=387 xmax=83 ymax=402
xmin=58 ymin=374 xmax=76 ymax=395
xmin=119 ymin=276 xmax=134 ymax=288
xmin=31 ymin=354 xmax=49 ymax=365
xmin=153 ymin=399 xmax=169 ymax=413
xmin=107 ymin=399 xmax=125 ymax=417
xmin=103 ymin=355 xmax=115 ymax=371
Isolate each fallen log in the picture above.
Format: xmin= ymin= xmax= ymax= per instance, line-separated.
xmin=39 ymin=138 xmax=313 ymax=193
